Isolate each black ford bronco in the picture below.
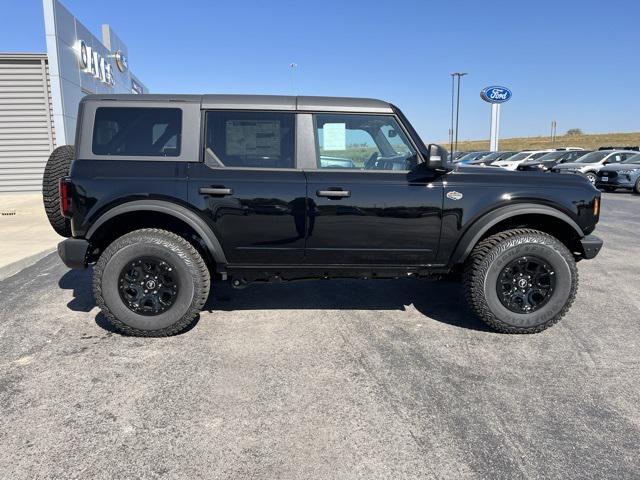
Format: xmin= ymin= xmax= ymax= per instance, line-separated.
xmin=43 ymin=94 xmax=603 ymax=336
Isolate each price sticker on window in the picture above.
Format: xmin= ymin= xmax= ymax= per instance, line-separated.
xmin=323 ymin=123 xmax=346 ymax=151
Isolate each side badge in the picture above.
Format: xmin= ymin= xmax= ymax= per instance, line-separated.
xmin=447 ymin=191 xmax=463 ymax=201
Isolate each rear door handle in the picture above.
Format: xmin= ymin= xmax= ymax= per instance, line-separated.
xmin=317 ymin=189 xmax=350 ymax=199
xmin=199 ymin=187 xmax=233 ymax=196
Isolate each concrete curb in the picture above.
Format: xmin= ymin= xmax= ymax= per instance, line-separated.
xmin=0 ymin=249 xmax=57 ymax=282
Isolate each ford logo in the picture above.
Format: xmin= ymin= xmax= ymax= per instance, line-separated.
xmin=480 ymin=86 xmax=512 ymax=104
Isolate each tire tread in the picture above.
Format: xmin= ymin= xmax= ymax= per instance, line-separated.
xmin=92 ymin=228 xmax=210 ymax=337
xmin=463 ymin=228 xmax=578 ymax=334
xmin=42 ymin=145 xmax=74 ymax=237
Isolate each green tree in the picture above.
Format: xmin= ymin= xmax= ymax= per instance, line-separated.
xmin=566 ymin=128 xmax=583 ymax=136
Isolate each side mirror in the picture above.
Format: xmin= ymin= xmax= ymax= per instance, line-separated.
xmin=427 ymin=144 xmax=452 ymax=170
xmin=387 ymin=129 xmax=398 ymax=138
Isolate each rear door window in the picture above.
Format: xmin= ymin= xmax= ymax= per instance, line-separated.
xmin=92 ymin=107 xmax=182 ymax=156
xmin=204 ymin=111 xmax=295 ymax=168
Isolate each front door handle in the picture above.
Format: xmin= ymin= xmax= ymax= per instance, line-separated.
xmin=317 ymin=189 xmax=350 ymax=199
xmin=200 ymin=187 xmax=233 ymax=196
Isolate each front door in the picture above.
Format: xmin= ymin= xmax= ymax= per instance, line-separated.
xmin=188 ymin=110 xmax=307 ymax=265
xmin=304 ymin=113 xmax=443 ymax=265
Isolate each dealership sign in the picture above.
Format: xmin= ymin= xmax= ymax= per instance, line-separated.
xmin=480 ymin=86 xmax=512 ymax=104
xmin=77 ymin=40 xmax=115 ymax=86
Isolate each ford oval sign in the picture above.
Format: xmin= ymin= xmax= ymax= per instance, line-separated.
xmin=480 ymin=86 xmax=512 ymax=104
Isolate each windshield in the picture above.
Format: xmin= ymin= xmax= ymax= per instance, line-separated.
xmin=497 ymin=151 xmax=517 ymax=160
xmin=534 ymin=151 xmax=566 ymax=161
xmin=575 ymin=151 xmax=609 ymax=163
xmin=458 ymin=151 xmax=488 ymax=162
xmin=475 ymin=151 xmax=504 ymax=162
xmin=622 ymin=154 xmax=640 ymax=164
xmin=502 ymin=152 xmax=530 ymax=162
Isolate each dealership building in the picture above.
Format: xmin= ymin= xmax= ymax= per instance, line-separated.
xmin=0 ymin=0 xmax=147 ymax=192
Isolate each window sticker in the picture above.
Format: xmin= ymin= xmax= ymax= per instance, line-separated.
xmin=323 ymin=123 xmax=346 ymax=151
xmin=226 ymin=120 xmax=281 ymax=156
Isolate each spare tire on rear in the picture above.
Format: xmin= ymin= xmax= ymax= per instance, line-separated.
xmin=42 ymin=145 xmax=74 ymax=237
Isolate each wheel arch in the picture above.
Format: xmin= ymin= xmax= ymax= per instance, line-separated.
xmin=450 ymin=204 xmax=584 ymax=265
xmin=86 ymin=200 xmax=227 ymax=267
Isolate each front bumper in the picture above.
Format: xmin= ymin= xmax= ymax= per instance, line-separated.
xmin=579 ymin=235 xmax=603 ymax=260
xmin=57 ymin=238 xmax=89 ymax=269
xmin=595 ymin=176 xmax=635 ymax=188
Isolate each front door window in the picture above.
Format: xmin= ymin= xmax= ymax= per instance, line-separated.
xmin=315 ymin=114 xmax=418 ymax=171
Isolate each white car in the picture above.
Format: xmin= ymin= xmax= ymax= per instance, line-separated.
xmin=493 ymin=150 xmax=554 ymax=170
xmin=551 ymin=150 xmax=638 ymax=184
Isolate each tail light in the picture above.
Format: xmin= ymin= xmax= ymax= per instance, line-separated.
xmin=59 ymin=177 xmax=72 ymax=218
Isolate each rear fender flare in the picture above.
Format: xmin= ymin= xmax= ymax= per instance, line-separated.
xmin=86 ymin=200 xmax=227 ymax=265
xmin=450 ymin=204 xmax=583 ymax=265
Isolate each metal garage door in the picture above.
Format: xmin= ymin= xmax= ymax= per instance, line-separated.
xmin=0 ymin=54 xmax=56 ymax=193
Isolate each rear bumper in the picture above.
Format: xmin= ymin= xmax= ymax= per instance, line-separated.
xmin=57 ymin=238 xmax=89 ymax=269
xmin=579 ymin=235 xmax=603 ymax=260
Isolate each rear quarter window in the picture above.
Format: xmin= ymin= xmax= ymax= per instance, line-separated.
xmin=92 ymin=107 xmax=182 ymax=156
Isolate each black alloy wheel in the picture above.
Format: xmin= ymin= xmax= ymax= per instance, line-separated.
xmin=118 ymin=257 xmax=179 ymax=315
xmin=496 ymin=256 xmax=556 ymax=314
xmin=93 ymin=229 xmax=210 ymax=336
xmin=463 ymin=228 xmax=578 ymax=333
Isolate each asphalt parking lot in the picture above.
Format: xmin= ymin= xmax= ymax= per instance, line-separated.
xmin=1 ymin=191 xmax=638 ymax=479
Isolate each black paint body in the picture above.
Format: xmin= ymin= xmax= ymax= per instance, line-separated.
xmin=62 ymin=94 xmax=601 ymax=281
xmin=68 ymin=159 xmax=601 ymax=280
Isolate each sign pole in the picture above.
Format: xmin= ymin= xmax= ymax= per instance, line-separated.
xmin=481 ymin=85 xmax=511 ymax=152
xmin=489 ymin=103 xmax=500 ymax=151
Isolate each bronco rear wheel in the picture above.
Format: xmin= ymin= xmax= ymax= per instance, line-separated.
xmin=42 ymin=145 xmax=74 ymax=237
xmin=93 ymin=229 xmax=210 ymax=336
xmin=464 ymin=229 xmax=578 ymax=333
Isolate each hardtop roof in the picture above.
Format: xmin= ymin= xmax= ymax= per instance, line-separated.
xmin=81 ymin=94 xmax=393 ymax=113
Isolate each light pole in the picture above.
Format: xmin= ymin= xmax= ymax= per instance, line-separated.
xmin=450 ymin=74 xmax=455 ymax=152
xmin=452 ymin=72 xmax=467 ymax=153
xmin=289 ymin=63 xmax=298 ymax=95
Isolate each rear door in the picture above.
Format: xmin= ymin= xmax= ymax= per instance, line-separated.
xmin=188 ymin=110 xmax=307 ymax=264
xmin=302 ymin=112 xmax=443 ymax=265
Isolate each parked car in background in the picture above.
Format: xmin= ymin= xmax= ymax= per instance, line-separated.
xmin=468 ymin=151 xmax=518 ymax=166
xmin=455 ymin=151 xmax=492 ymax=164
xmin=493 ymin=150 xmax=553 ymax=170
xmin=598 ymin=146 xmax=639 ymax=152
xmin=551 ymin=150 xmax=638 ymax=184
xmin=595 ymin=153 xmax=640 ymax=193
xmin=451 ymin=151 xmax=470 ymax=161
xmin=517 ymin=150 xmax=591 ymax=172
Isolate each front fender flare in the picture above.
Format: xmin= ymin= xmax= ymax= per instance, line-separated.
xmin=85 ymin=200 xmax=227 ymax=265
xmin=450 ymin=204 xmax=584 ymax=265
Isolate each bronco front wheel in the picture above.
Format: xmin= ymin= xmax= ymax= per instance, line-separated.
xmin=93 ymin=229 xmax=210 ymax=336
xmin=464 ymin=229 xmax=578 ymax=333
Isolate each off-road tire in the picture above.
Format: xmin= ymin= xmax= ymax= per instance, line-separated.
xmin=93 ymin=229 xmax=210 ymax=337
xmin=42 ymin=145 xmax=74 ymax=237
xmin=464 ymin=229 xmax=578 ymax=334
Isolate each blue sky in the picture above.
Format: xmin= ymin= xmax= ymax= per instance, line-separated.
xmin=2 ymin=0 xmax=639 ymax=141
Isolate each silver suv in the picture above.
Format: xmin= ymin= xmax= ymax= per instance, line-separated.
xmin=551 ymin=150 xmax=638 ymax=184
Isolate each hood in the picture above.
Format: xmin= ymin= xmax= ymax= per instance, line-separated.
xmin=454 ymin=164 xmax=593 ymax=185
xmin=553 ymin=162 xmax=589 ymax=170
xmin=599 ymin=163 xmax=640 ymax=172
